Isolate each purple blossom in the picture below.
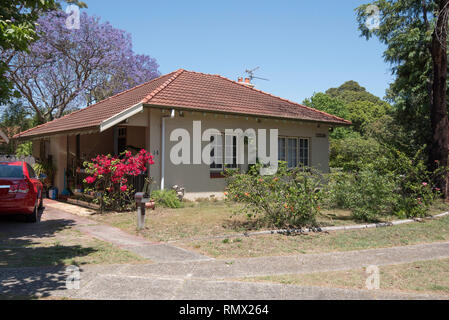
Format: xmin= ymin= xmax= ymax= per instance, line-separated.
xmin=3 ymin=10 xmax=160 ymax=121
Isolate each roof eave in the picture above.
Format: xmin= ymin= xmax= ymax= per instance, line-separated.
xmin=99 ymin=103 xmax=144 ymax=132
xmin=13 ymin=126 xmax=100 ymax=141
xmin=143 ymin=104 xmax=351 ymax=126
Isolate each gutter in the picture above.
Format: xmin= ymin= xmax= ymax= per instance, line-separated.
xmin=143 ymin=104 xmax=352 ymax=127
xmin=100 ymin=103 xmax=144 ymax=132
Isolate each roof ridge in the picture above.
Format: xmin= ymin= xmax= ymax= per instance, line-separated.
xmin=208 ymin=72 xmax=351 ymax=124
xmin=14 ymin=71 xmax=177 ymax=138
xmin=141 ymin=69 xmax=185 ymax=104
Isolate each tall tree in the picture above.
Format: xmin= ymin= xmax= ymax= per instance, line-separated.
xmin=2 ymin=10 xmax=160 ymax=123
xmin=0 ymin=0 xmax=86 ymax=104
xmin=430 ymin=0 xmax=449 ymax=195
xmin=356 ymin=0 xmax=449 ymax=196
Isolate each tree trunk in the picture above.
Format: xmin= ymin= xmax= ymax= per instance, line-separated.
xmin=430 ymin=0 xmax=449 ymax=198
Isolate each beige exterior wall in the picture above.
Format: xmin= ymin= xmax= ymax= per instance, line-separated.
xmin=146 ymin=110 xmax=329 ymax=197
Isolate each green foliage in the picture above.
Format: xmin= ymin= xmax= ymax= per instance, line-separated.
xmin=225 ymin=163 xmax=322 ymax=228
xmin=33 ymin=160 xmax=56 ymax=187
xmin=355 ymin=0 xmax=437 ymax=160
xmin=99 ymin=185 xmax=136 ymax=212
xmin=15 ymin=141 xmax=32 ymax=157
xmin=324 ymin=148 xmax=441 ymax=221
xmin=151 ymin=189 xmax=183 ymax=209
xmin=303 ymin=81 xmax=392 ymax=143
xmin=326 ymin=170 xmax=399 ymax=221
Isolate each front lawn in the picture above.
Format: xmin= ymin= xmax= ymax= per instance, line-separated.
xmin=90 ymin=200 xmax=377 ymax=242
xmin=243 ymin=258 xmax=449 ymax=296
xmin=179 ymin=214 xmax=449 ymax=259
xmin=88 ymin=199 xmax=449 ymax=260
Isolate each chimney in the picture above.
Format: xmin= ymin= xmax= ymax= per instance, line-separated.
xmin=237 ymin=77 xmax=255 ymax=88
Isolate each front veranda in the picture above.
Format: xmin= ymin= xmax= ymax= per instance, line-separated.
xmin=32 ymin=125 xmax=149 ymax=197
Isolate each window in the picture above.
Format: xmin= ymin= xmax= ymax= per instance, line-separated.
xmin=287 ymin=138 xmax=298 ymax=168
xmin=210 ymin=134 xmax=238 ymax=172
xmin=224 ymin=134 xmax=237 ymax=169
xmin=278 ymin=137 xmax=286 ymax=162
xmin=26 ymin=164 xmax=37 ymax=179
xmin=0 ymin=164 xmax=23 ymax=178
xmin=299 ymin=138 xmax=309 ymax=167
xmin=210 ymin=135 xmax=223 ymax=171
xmin=278 ymin=137 xmax=310 ymax=168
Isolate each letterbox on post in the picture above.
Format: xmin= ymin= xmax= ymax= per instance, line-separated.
xmin=135 ymin=192 xmax=147 ymax=230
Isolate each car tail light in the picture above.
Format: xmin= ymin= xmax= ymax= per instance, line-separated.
xmin=8 ymin=182 xmax=29 ymax=194
xmin=8 ymin=184 xmax=18 ymax=193
xmin=17 ymin=182 xmax=29 ymax=194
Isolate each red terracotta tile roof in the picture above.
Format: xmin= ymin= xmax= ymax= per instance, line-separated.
xmin=15 ymin=69 xmax=350 ymax=139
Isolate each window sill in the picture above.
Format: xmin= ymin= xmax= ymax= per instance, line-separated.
xmin=210 ymin=172 xmax=225 ymax=179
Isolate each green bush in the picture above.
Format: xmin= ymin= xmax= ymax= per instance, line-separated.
xmin=225 ymin=162 xmax=322 ymax=229
xmin=324 ymin=148 xmax=441 ymax=221
xmin=151 ymin=189 xmax=182 ymax=208
xmin=15 ymin=141 xmax=32 ymax=157
xmin=326 ymin=170 xmax=398 ymax=221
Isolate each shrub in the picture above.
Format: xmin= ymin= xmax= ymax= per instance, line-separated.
xmin=327 ymin=170 xmax=398 ymax=221
xmin=83 ymin=149 xmax=154 ymax=211
xmin=225 ymin=162 xmax=322 ymax=229
xmin=151 ymin=189 xmax=183 ymax=208
xmin=324 ymin=148 xmax=442 ymax=221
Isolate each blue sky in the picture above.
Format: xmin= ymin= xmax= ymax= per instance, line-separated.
xmin=84 ymin=0 xmax=393 ymax=103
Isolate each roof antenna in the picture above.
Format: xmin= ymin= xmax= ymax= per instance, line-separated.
xmin=245 ymin=67 xmax=269 ymax=82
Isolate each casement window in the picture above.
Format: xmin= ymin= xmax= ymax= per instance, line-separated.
xmin=278 ymin=136 xmax=310 ymax=167
xmin=224 ymin=134 xmax=238 ymax=169
xmin=210 ymin=134 xmax=237 ymax=173
xmin=210 ymin=135 xmax=223 ymax=171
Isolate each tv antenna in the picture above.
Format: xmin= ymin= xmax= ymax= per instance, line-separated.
xmin=245 ymin=67 xmax=269 ymax=81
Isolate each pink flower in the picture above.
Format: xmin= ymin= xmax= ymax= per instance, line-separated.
xmin=85 ymin=176 xmax=96 ymax=184
xmin=422 ymin=182 xmax=428 ymax=186
xmin=120 ymin=185 xmax=128 ymax=192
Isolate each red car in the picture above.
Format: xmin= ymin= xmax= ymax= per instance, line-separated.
xmin=0 ymin=161 xmax=44 ymax=222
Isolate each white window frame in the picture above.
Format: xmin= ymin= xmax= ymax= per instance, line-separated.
xmin=278 ymin=136 xmax=310 ymax=168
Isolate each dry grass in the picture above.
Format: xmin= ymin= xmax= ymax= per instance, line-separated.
xmin=179 ymin=215 xmax=449 ymax=259
xmin=244 ymin=258 xmax=449 ymax=296
xmin=89 ymin=199 xmax=449 ymax=259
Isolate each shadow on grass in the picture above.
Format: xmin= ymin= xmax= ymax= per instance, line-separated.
xmin=0 ymin=209 xmax=96 ymax=299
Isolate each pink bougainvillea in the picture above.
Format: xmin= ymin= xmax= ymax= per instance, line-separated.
xmin=83 ymin=149 xmax=154 ymax=190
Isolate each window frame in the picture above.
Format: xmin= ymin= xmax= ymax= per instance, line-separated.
xmin=278 ymin=136 xmax=310 ymax=168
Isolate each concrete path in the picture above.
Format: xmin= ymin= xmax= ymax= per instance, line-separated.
xmin=0 ymin=263 xmax=445 ymax=300
xmin=44 ymin=201 xmax=212 ymax=263
xmin=2 ymin=241 xmax=449 ymax=299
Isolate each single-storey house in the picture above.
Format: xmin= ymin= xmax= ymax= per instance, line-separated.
xmin=14 ymin=69 xmax=350 ymax=199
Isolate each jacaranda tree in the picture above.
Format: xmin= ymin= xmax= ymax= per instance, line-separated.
xmin=3 ymin=10 xmax=160 ymax=123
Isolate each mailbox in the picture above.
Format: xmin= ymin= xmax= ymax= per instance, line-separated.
xmin=135 ymin=192 xmax=149 ymax=230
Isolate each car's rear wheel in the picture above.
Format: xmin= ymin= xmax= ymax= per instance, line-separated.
xmin=25 ymin=205 xmax=40 ymax=223
xmin=38 ymin=191 xmax=44 ymax=209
